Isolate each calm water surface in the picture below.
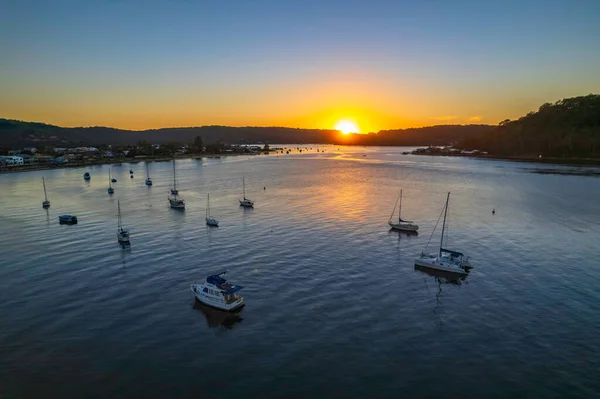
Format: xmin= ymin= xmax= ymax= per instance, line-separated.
xmin=1 ymin=147 xmax=600 ymax=398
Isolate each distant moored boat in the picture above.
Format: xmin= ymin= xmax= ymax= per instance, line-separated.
xmin=145 ymin=163 xmax=152 ymax=186
xmin=59 ymin=215 xmax=78 ymax=224
xmin=42 ymin=177 xmax=50 ymax=208
xmin=239 ymin=175 xmax=254 ymax=207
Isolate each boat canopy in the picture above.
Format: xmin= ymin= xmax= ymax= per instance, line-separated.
xmin=441 ymin=248 xmax=464 ymax=257
xmin=221 ymin=285 xmax=244 ymax=295
xmin=207 ymin=272 xmax=227 ymax=285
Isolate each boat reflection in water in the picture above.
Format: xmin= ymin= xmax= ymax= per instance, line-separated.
xmin=193 ymin=300 xmax=244 ymax=329
xmin=414 ymin=265 xmax=468 ymax=330
xmin=389 ymin=229 xmax=418 ymax=237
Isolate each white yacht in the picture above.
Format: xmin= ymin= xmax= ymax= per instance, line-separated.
xmin=190 ymin=271 xmax=244 ymax=311
xmin=117 ymin=200 xmax=130 ymax=244
xmin=206 ymin=193 xmax=219 ymax=226
xmin=239 ymin=175 xmax=254 ymax=207
xmin=414 ymin=192 xmax=471 ymax=275
xmin=388 ymin=189 xmax=418 ymax=232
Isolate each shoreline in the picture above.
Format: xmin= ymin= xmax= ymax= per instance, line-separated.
xmin=0 ymin=153 xmax=252 ymax=174
xmin=410 ymin=151 xmax=600 ymax=167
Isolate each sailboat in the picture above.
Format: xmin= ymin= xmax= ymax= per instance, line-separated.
xmin=414 ymin=192 xmax=471 ymax=275
xmin=171 ymin=159 xmax=179 ymax=195
xmin=169 ymin=192 xmax=185 ymax=209
xmin=117 ymin=200 xmax=130 ymax=244
xmin=388 ymin=189 xmax=418 ymax=232
xmin=239 ymin=176 xmax=254 ymax=207
xmin=206 ymin=193 xmax=219 ymax=226
xmin=168 ymin=160 xmax=185 ymax=209
xmin=145 ymin=163 xmax=152 ymax=186
xmin=108 ymin=169 xmax=114 ymax=194
xmin=42 ymin=177 xmax=50 ymax=208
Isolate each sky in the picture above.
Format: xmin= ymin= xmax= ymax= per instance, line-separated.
xmin=1 ymin=0 xmax=600 ymax=132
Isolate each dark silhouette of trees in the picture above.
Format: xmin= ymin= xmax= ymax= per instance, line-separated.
xmin=457 ymin=94 xmax=600 ymax=158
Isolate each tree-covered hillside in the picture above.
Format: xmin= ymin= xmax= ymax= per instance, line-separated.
xmin=457 ymin=95 xmax=600 ymax=158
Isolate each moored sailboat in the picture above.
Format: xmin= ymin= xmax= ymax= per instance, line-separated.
xmin=239 ymin=175 xmax=254 ymax=207
xmin=108 ymin=170 xmax=114 ymax=194
xmin=145 ymin=163 xmax=152 ymax=186
xmin=414 ymin=192 xmax=471 ymax=275
xmin=42 ymin=177 xmax=50 ymax=208
xmin=171 ymin=159 xmax=179 ymax=195
xmin=117 ymin=200 xmax=130 ymax=244
xmin=388 ymin=189 xmax=418 ymax=232
xmin=169 ymin=193 xmax=185 ymax=209
xmin=206 ymin=193 xmax=219 ymax=226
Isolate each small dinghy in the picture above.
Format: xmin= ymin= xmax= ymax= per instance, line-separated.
xmin=59 ymin=215 xmax=78 ymax=224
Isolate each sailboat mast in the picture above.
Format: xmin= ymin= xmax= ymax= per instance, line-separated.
xmin=117 ymin=200 xmax=122 ymax=230
xmin=439 ymin=192 xmax=450 ymax=256
xmin=109 ymin=169 xmax=112 ymax=188
xmin=42 ymin=177 xmax=48 ymax=201
xmin=243 ymin=176 xmax=246 ymax=199
xmin=398 ymin=189 xmax=403 ymax=222
xmin=207 ymin=194 xmax=210 ymax=218
xmin=173 ymin=159 xmax=176 ymax=190
xmin=146 ymin=163 xmax=149 ymax=179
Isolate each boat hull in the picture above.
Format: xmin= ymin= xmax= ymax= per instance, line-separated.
xmin=193 ymin=296 xmax=245 ymax=312
xmin=239 ymin=200 xmax=254 ymax=207
xmin=414 ymin=257 xmax=468 ymax=275
xmin=58 ymin=216 xmax=78 ymax=224
xmin=388 ymin=221 xmax=418 ymax=231
xmin=169 ymin=200 xmax=185 ymax=209
xmin=206 ymin=218 xmax=219 ymax=227
xmin=42 ymin=201 xmax=50 ymax=209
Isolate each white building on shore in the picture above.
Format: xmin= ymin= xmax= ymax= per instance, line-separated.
xmin=0 ymin=156 xmax=24 ymax=165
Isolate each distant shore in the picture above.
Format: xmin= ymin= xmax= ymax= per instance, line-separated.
xmin=0 ymin=154 xmax=248 ymax=174
xmin=410 ymin=147 xmax=600 ymax=167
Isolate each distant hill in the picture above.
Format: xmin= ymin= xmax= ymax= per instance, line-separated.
xmin=456 ymin=94 xmax=600 ymax=158
xmin=0 ymin=119 xmax=492 ymax=148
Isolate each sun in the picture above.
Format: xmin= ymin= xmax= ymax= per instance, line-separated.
xmin=334 ymin=120 xmax=360 ymax=135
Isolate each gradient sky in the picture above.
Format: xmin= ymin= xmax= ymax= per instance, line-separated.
xmin=2 ymin=0 xmax=600 ymax=131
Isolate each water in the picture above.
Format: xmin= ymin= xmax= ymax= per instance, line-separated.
xmin=1 ymin=147 xmax=599 ymax=398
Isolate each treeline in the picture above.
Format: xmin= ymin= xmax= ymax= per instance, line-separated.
xmin=456 ymin=94 xmax=600 ymax=158
xmin=0 ymin=119 xmax=492 ymax=148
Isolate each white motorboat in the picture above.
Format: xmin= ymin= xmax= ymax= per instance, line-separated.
xmin=42 ymin=177 xmax=50 ymax=208
xmin=388 ymin=189 xmax=418 ymax=231
xmin=206 ymin=193 xmax=219 ymax=226
xmin=239 ymin=175 xmax=254 ymax=207
xmin=190 ymin=271 xmax=244 ymax=311
xmin=414 ymin=192 xmax=471 ymax=275
xmin=116 ymin=200 xmax=130 ymax=244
